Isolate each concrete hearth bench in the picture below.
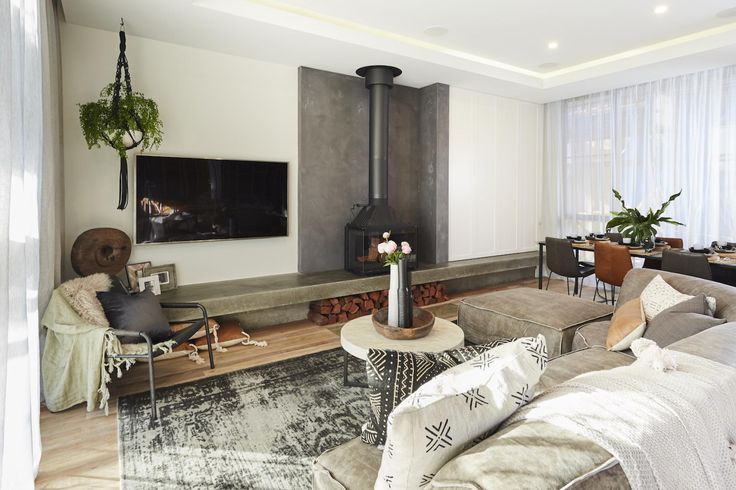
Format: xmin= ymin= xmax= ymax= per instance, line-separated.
xmin=457 ymin=288 xmax=614 ymax=357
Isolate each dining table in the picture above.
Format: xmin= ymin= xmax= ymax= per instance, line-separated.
xmin=537 ymin=238 xmax=736 ymax=292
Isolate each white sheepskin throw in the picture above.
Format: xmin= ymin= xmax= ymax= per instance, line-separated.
xmin=58 ymin=273 xmax=112 ymax=327
xmin=630 ymin=338 xmax=678 ymax=372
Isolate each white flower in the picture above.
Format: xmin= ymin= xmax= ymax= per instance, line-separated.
xmin=382 ymin=231 xmax=390 ymax=240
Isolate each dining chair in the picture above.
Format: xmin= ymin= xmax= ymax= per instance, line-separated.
xmin=643 ymin=236 xmax=685 ymax=269
xmin=593 ymin=241 xmax=633 ymax=304
xmin=605 ymin=232 xmax=623 ymax=244
xmin=544 ymin=237 xmax=596 ymax=297
xmin=661 ymin=249 xmax=713 ymax=280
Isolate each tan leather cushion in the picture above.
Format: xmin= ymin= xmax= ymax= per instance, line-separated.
xmin=170 ymin=318 xmax=219 ymax=339
xmin=606 ymin=299 xmax=645 ymax=350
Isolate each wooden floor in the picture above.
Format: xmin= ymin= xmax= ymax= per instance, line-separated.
xmin=35 ymin=277 xmax=597 ymax=489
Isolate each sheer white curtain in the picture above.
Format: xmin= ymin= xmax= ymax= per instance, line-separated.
xmin=544 ymin=65 xmax=736 ymax=247
xmin=1 ymin=0 xmax=61 ymax=487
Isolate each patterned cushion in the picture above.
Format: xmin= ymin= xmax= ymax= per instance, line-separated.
xmin=375 ymin=336 xmax=549 ymax=490
xmin=640 ymin=275 xmax=716 ymax=321
xmin=361 ymin=338 xmax=514 ymax=446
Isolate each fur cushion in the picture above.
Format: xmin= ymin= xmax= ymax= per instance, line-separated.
xmin=59 ymin=273 xmax=112 ymax=327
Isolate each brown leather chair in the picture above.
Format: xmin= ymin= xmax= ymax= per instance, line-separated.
xmin=545 ymin=237 xmax=596 ymax=297
xmin=659 ymin=237 xmax=684 ymax=248
xmin=593 ymin=241 xmax=632 ymax=304
xmin=643 ymin=236 xmax=684 ymax=269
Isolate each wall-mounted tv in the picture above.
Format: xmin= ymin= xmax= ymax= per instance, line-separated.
xmin=135 ymin=155 xmax=288 ymax=244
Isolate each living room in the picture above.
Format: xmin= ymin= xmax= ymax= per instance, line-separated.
xmin=4 ymin=1 xmax=736 ymax=489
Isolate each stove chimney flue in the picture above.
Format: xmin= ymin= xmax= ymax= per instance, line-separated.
xmin=356 ymin=65 xmax=402 ymax=206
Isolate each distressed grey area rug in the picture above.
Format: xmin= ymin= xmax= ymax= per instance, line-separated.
xmin=118 ymin=349 xmax=368 ymax=489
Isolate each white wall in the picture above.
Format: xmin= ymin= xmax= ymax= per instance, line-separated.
xmin=448 ymin=87 xmax=543 ymax=261
xmin=60 ymin=23 xmax=298 ymax=285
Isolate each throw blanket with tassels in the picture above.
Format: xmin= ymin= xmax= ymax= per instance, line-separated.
xmin=506 ymin=340 xmax=736 ymax=490
xmin=41 ymin=290 xmax=174 ymax=414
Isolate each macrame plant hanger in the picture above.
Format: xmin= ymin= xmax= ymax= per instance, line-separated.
xmin=110 ymin=18 xmax=143 ymax=210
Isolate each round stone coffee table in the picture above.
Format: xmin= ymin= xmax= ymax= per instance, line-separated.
xmin=340 ymin=314 xmax=465 ymax=387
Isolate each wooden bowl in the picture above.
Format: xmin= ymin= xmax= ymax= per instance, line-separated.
xmin=371 ymin=308 xmax=436 ymax=340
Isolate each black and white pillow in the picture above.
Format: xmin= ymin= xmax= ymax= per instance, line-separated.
xmin=361 ymin=338 xmax=514 ymax=446
xmin=375 ymin=336 xmax=549 ymax=490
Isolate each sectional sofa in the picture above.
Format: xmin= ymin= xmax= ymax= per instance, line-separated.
xmin=313 ymin=269 xmax=736 ymax=489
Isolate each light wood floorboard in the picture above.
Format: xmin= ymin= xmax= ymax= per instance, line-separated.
xmin=36 ymin=277 xmax=599 ymax=488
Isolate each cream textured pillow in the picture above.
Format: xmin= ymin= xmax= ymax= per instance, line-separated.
xmin=639 ymin=275 xmax=716 ymax=321
xmin=606 ymin=298 xmax=646 ymax=351
xmin=374 ymin=336 xmax=548 ymax=490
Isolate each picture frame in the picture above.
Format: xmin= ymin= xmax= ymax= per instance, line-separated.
xmin=145 ymin=263 xmax=177 ymax=292
xmin=138 ymin=274 xmax=161 ymax=295
xmin=125 ymin=261 xmax=152 ymax=292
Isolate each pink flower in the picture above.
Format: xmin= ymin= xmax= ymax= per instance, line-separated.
xmin=401 ymin=241 xmax=412 ymax=254
xmin=382 ymin=231 xmax=390 ymax=240
xmin=377 ymin=242 xmax=387 ymax=254
xmin=385 ymin=240 xmax=398 ymax=253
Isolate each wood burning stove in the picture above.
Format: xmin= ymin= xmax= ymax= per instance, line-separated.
xmin=344 ymin=65 xmax=418 ymax=276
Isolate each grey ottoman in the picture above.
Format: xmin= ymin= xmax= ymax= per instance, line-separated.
xmin=458 ymin=288 xmax=613 ymax=357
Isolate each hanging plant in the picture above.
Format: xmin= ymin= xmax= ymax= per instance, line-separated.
xmin=79 ymin=83 xmax=163 ymax=158
xmin=78 ymin=19 xmax=163 ymax=209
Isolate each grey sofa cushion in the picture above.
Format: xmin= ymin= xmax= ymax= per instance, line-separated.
xmin=572 ymin=321 xmax=611 ymax=351
xmin=313 ymin=437 xmax=382 ymax=490
xmin=458 ymin=288 xmax=613 ymax=357
xmin=644 ymin=295 xmax=726 ymax=347
xmin=616 ymin=269 xmax=736 ymax=322
xmin=535 ymin=346 xmax=633 ymax=395
xmin=668 ymin=322 xmax=736 ymax=367
xmin=431 ymin=420 xmax=629 ymax=490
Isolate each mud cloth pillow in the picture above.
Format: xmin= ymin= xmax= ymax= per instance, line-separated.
xmin=375 ymin=336 xmax=548 ymax=490
xmin=361 ymin=338 xmax=515 ymax=446
xmin=97 ymin=289 xmax=172 ymax=344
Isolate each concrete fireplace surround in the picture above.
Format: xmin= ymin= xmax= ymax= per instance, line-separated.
xmin=298 ymin=67 xmax=449 ymax=273
xmin=155 ymin=66 xmax=538 ymax=327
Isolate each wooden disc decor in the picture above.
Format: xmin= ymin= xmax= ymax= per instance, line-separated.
xmin=70 ymin=228 xmax=131 ymax=276
xmin=371 ymin=308 xmax=436 ymax=340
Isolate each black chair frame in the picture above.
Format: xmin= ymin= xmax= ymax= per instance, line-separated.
xmin=105 ymin=302 xmax=215 ymax=426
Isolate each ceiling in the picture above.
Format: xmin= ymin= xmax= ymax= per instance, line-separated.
xmin=60 ymin=0 xmax=736 ymax=102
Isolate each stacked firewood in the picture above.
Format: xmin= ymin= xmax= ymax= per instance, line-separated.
xmin=307 ymin=282 xmax=448 ymax=326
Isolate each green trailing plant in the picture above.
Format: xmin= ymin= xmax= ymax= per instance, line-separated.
xmin=606 ymin=189 xmax=684 ymax=245
xmin=78 ymin=83 xmax=163 ymax=158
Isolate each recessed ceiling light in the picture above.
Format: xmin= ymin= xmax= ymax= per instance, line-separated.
xmin=654 ymin=5 xmax=669 ymax=15
xmin=547 ymin=41 xmax=559 ymax=50
xmin=423 ymin=25 xmax=448 ymax=37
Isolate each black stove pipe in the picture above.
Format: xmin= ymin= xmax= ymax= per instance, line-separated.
xmin=356 ymin=65 xmax=402 ymax=206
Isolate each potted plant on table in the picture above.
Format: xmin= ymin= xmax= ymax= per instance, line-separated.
xmin=377 ymin=232 xmax=413 ymax=327
xmin=605 ymin=189 xmax=684 ymax=251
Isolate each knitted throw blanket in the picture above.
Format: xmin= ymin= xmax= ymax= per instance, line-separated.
xmin=507 ymin=349 xmax=736 ymax=490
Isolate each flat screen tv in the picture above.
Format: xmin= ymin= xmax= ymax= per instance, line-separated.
xmin=135 ymin=155 xmax=288 ymax=244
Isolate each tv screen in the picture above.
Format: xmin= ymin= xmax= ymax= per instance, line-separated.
xmin=135 ymin=155 xmax=288 ymax=244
